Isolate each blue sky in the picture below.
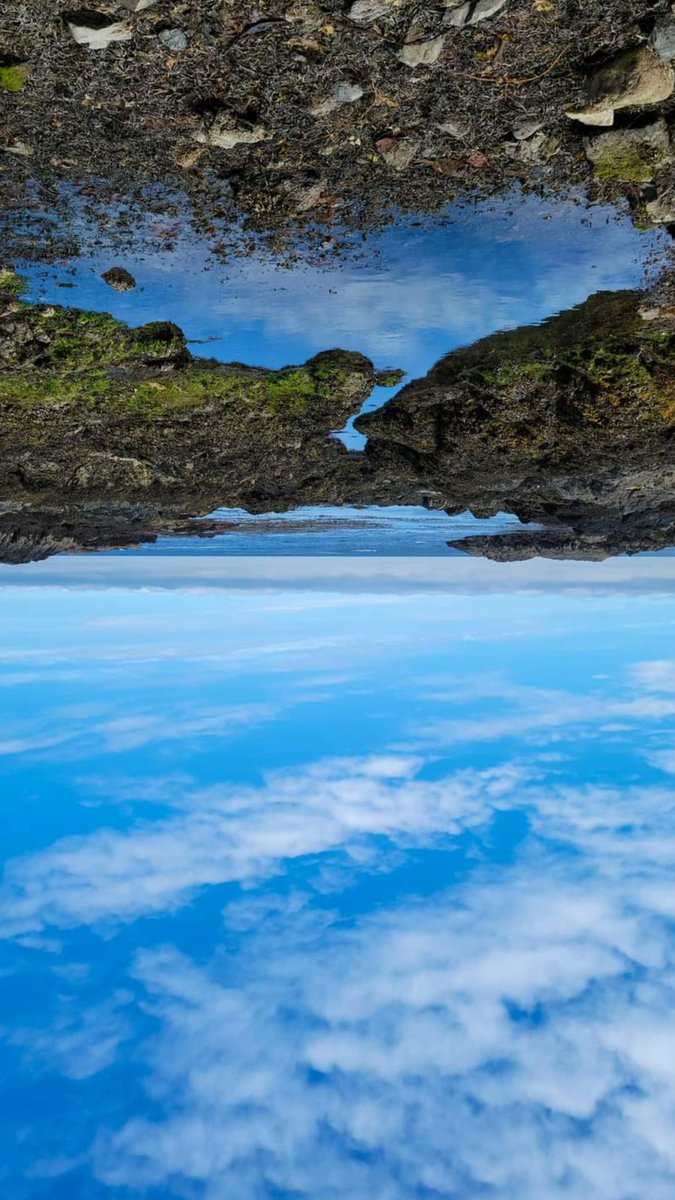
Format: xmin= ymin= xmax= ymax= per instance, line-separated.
xmin=2 ymin=565 xmax=675 ymax=1197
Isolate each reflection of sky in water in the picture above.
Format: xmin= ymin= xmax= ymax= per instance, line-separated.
xmin=3 ymin=561 xmax=675 ymax=1197
xmin=23 ymin=194 xmax=665 ymax=385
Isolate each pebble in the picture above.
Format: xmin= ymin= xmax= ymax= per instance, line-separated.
xmin=119 ymin=0 xmax=158 ymax=10
xmin=159 ymin=29 xmax=188 ymax=52
xmin=397 ymin=34 xmax=446 ymax=68
xmin=346 ymin=0 xmax=396 ymax=24
xmin=312 ymin=82 xmax=364 ymax=116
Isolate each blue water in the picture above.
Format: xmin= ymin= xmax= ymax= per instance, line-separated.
xmin=21 ymin=192 xmax=667 ymax=449
xmin=1 ymin=558 xmax=675 ymax=1197
xmin=109 ymin=505 xmax=535 ymax=556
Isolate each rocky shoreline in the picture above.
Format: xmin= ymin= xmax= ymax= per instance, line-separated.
xmin=2 ymin=270 xmax=675 ymax=560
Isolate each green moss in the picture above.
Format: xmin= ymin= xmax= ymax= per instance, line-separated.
xmin=375 ymin=368 xmax=406 ymax=388
xmin=0 ymin=268 xmax=27 ymax=296
xmin=591 ymin=146 xmax=658 ymax=183
xmin=0 ymin=63 xmax=30 ymax=93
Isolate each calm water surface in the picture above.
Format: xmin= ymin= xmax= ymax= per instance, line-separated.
xmin=2 ymin=557 xmax=675 ymax=1197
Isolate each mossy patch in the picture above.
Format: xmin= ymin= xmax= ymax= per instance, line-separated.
xmin=0 ymin=63 xmax=30 ymax=92
xmin=0 ymin=268 xmax=27 ymax=296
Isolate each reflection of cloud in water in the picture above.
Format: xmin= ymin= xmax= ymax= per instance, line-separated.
xmin=23 ymin=195 xmax=666 ymax=376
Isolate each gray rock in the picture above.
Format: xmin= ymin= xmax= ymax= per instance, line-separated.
xmin=437 ymin=117 xmax=471 ymax=139
xmin=66 ymin=13 xmax=133 ymax=49
xmin=652 ymin=17 xmax=675 ymax=62
xmin=379 ymin=137 xmax=420 ymax=169
xmin=397 ymin=34 xmax=445 ymax=67
xmin=346 ymin=0 xmax=395 ymax=24
xmin=566 ymin=45 xmax=674 ymax=127
xmin=445 ymin=0 xmax=508 ymax=27
xmin=512 ymin=117 xmax=543 ymax=141
xmin=645 ymin=190 xmax=675 ymax=224
xmin=158 ymin=28 xmax=188 ymax=52
xmin=311 ymin=81 xmax=364 ymax=116
xmin=516 ymin=130 xmax=560 ymax=162
xmin=119 ymin=0 xmax=157 ymax=10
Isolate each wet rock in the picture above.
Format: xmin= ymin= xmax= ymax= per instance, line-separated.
xmin=566 ymin=45 xmax=674 ymax=127
xmin=585 ymin=120 xmax=672 ymax=182
xmin=445 ymin=0 xmax=508 ymax=27
xmin=378 ymin=137 xmax=420 ymax=169
xmin=102 ymin=266 xmax=137 ymax=292
xmin=0 ymin=61 xmax=32 ymax=93
xmin=652 ymin=17 xmax=675 ymax=63
xmin=397 ymin=34 xmax=446 ymax=68
xmin=194 ymin=113 xmax=267 ymax=150
xmin=311 ymin=82 xmax=364 ymax=117
xmin=65 ymin=11 xmax=133 ymax=49
xmin=158 ymin=28 xmax=188 ymax=52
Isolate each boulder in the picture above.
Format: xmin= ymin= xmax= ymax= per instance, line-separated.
xmin=567 ymin=45 xmax=674 ymax=127
xmin=585 ymin=120 xmax=672 ymax=182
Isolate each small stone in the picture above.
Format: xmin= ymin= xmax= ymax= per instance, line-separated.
xmin=194 ymin=113 xmax=267 ymax=149
xmin=119 ymin=0 xmax=158 ymax=10
xmin=397 ymin=34 xmax=446 ymax=67
xmin=584 ymin=119 xmax=672 ymax=182
xmin=566 ymin=45 xmax=674 ymax=127
xmin=652 ymin=17 xmax=675 ymax=62
xmin=66 ymin=11 xmax=133 ymax=49
xmin=445 ymin=0 xmax=508 ymax=27
xmin=0 ymin=62 xmax=32 ymax=92
xmin=645 ymin=190 xmax=675 ymax=224
xmin=516 ymin=130 xmax=560 ymax=162
xmin=311 ymin=81 xmax=364 ymax=116
xmin=102 ymin=267 xmax=136 ymax=292
xmin=346 ymin=0 xmax=396 ymax=24
xmin=175 ymin=146 xmax=204 ymax=169
xmin=437 ymin=117 xmax=471 ymax=139
xmin=3 ymin=141 xmax=34 ymax=157
xmin=512 ymin=117 xmax=543 ymax=141
xmin=291 ymin=180 xmax=326 ymax=212
xmin=379 ymin=137 xmax=420 ymax=169
xmin=158 ymin=28 xmax=188 ymax=52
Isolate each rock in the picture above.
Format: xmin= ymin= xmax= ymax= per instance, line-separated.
xmin=102 ymin=267 xmax=137 ymax=292
xmin=311 ymin=81 xmax=364 ymax=116
xmin=585 ymin=120 xmax=672 ymax=182
xmin=445 ymin=0 xmax=508 ymax=27
xmin=566 ymin=45 xmax=674 ymax=127
xmin=645 ymin=191 xmax=675 ymax=224
xmin=397 ymin=34 xmax=446 ymax=67
xmin=346 ymin=0 xmax=397 ymax=24
xmin=65 ymin=11 xmax=133 ymax=49
xmin=378 ymin=137 xmax=420 ymax=169
xmin=158 ymin=28 xmax=188 ymax=52
xmin=290 ymin=180 xmax=326 ymax=212
xmin=437 ymin=117 xmax=471 ymax=139
xmin=194 ymin=113 xmax=267 ymax=149
xmin=512 ymin=117 xmax=543 ymax=141
xmin=652 ymin=17 xmax=675 ymax=62
xmin=516 ymin=130 xmax=560 ymax=162
xmin=3 ymin=141 xmax=34 ymax=157
xmin=0 ymin=61 xmax=32 ymax=92
xmin=119 ymin=0 xmax=158 ymax=10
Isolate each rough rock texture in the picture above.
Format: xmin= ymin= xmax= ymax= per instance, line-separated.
xmin=2 ymin=0 xmax=675 ymax=247
xmin=4 ymin=276 xmax=675 ymax=561
xmin=357 ymin=286 xmax=675 ymax=558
